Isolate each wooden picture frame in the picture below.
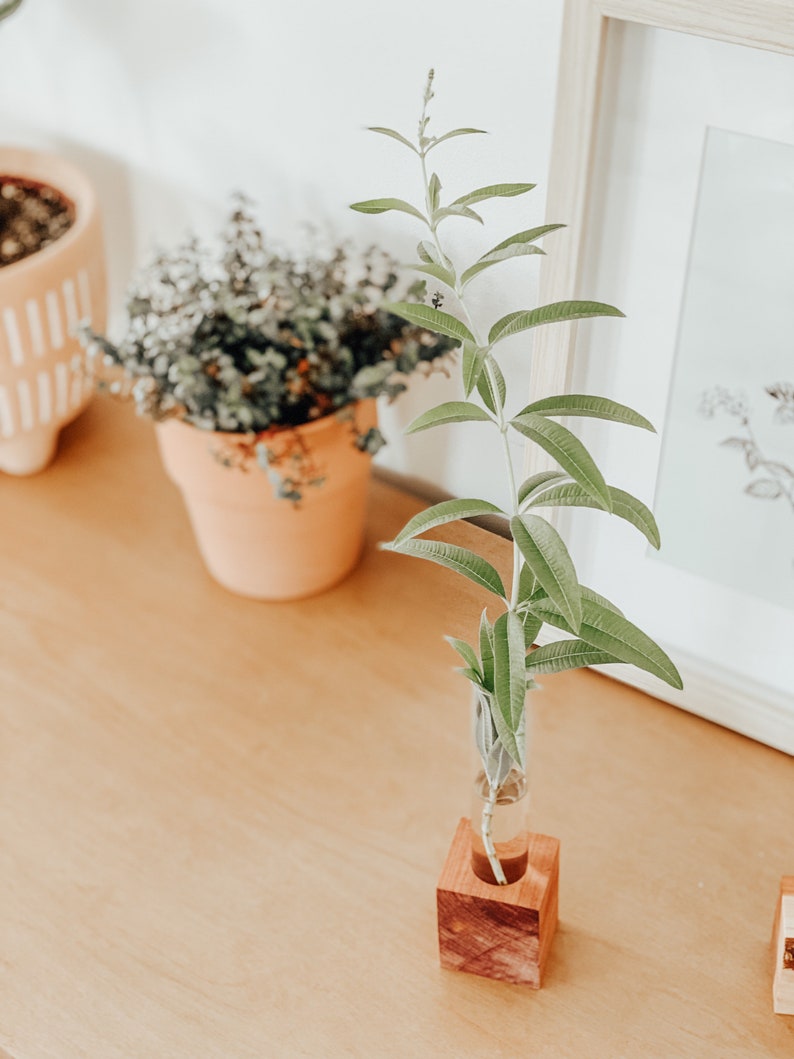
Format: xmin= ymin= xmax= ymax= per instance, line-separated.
xmin=530 ymin=0 xmax=794 ymax=751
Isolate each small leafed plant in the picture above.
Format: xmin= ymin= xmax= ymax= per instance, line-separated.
xmin=353 ymin=71 xmax=682 ymax=885
xmin=81 ymin=198 xmax=456 ymax=499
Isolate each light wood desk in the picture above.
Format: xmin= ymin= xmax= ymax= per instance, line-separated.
xmin=1 ymin=398 xmax=792 ymax=1058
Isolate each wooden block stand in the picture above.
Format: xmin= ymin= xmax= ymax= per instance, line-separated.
xmin=773 ymin=876 xmax=794 ymax=1015
xmin=437 ymin=818 xmax=560 ymax=987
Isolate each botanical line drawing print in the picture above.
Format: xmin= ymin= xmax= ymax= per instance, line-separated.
xmin=700 ymin=383 xmax=794 ymax=515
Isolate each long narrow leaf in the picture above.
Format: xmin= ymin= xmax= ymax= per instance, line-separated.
xmin=492 ymin=611 xmax=527 ymax=768
xmin=482 ymin=223 xmax=566 ymax=257
xmin=479 ymin=611 xmax=495 ymax=691
xmin=477 ymin=358 xmax=506 ymax=414
xmin=393 ymin=497 xmax=505 ymax=546
xmin=434 ymin=204 xmax=483 ymax=224
xmin=511 ymin=515 xmax=582 ymax=632
xmin=417 ymin=240 xmax=450 ymax=267
xmin=366 ymin=127 xmax=418 ymax=154
xmin=451 ymin=182 xmax=536 ymax=207
xmin=406 ymin=262 xmax=457 ymax=289
xmin=525 ymin=482 xmax=660 ymax=549
xmin=383 ymin=301 xmax=474 ymax=345
xmin=350 ymin=197 xmax=427 ymax=224
xmin=426 ymin=127 xmax=488 ymax=151
xmin=517 ymin=470 xmax=569 ymax=506
xmin=530 ymin=596 xmax=683 ymax=688
xmin=489 ymin=300 xmax=624 ymax=345
xmin=516 ymin=394 xmax=655 ymax=431
xmin=510 ymin=413 xmax=612 ymax=511
xmin=445 ymin=636 xmax=482 ymax=674
xmin=405 ymin=401 xmax=492 ymax=435
xmin=462 ymin=343 xmax=488 ymax=396
xmin=581 ymin=585 xmax=624 ymax=616
xmin=428 ymin=172 xmax=442 ymax=211
xmin=384 ymin=538 xmax=506 ymax=599
xmin=526 ymin=639 xmax=620 ymax=674
xmin=461 ymin=243 xmax=545 ymax=287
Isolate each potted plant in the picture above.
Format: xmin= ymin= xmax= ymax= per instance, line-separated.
xmin=81 ymin=198 xmax=455 ymax=600
xmin=352 ymin=71 xmax=683 ymax=985
xmin=0 ymin=2 xmax=107 ymax=475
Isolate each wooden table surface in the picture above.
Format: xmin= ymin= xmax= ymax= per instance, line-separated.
xmin=1 ymin=397 xmax=793 ymax=1058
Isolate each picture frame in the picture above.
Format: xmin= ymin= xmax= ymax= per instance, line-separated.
xmin=530 ymin=0 xmax=794 ymax=752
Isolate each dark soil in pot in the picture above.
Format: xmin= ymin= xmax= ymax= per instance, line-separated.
xmin=0 ymin=177 xmax=75 ymax=267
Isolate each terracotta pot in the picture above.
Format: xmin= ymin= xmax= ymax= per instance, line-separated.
xmin=155 ymin=400 xmax=378 ymax=600
xmin=0 ymin=147 xmax=106 ymax=474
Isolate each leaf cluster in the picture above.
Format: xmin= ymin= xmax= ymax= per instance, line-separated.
xmin=80 ymin=197 xmax=456 ymax=440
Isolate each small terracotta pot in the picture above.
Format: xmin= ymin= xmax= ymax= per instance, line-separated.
xmin=0 ymin=147 xmax=106 ymax=474
xmin=155 ymin=400 xmax=378 ymax=600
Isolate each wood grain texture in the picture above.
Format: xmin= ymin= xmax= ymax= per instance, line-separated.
xmin=437 ymin=819 xmax=559 ymax=987
xmin=0 ymin=396 xmax=793 ymax=1056
xmin=774 ymin=877 xmax=794 ymax=1015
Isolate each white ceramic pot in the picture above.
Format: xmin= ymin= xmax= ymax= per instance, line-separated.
xmin=0 ymin=147 xmax=106 ymax=474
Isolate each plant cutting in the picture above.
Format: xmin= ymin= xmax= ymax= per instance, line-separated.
xmin=353 ymin=71 xmax=683 ymax=985
xmin=81 ymin=198 xmax=455 ymax=600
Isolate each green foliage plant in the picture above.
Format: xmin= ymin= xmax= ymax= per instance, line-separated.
xmin=81 ymin=198 xmax=456 ymax=500
xmin=352 ymin=71 xmax=682 ymax=885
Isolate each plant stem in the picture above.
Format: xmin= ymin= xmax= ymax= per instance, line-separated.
xmin=481 ymin=783 xmax=508 ymax=885
xmin=418 ymin=133 xmax=524 ymax=886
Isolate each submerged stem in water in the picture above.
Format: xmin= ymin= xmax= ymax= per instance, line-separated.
xmin=481 ymin=784 xmax=508 ymax=885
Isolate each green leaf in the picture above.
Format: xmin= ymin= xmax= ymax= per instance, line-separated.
xmin=483 ymin=223 xmax=567 ymax=257
xmin=405 ymin=401 xmax=493 ymax=435
xmin=462 ymin=342 xmax=489 ymax=397
xmin=476 ymin=358 xmax=506 ymax=414
xmin=366 ymin=127 xmax=418 ymax=154
xmin=457 ymin=666 xmax=485 ymax=687
xmin=489 ymin=300 xmax=625 ymax=345
xmin=392 ymin=497 xmax=505 ymax=546
xmin=517 ymin=561 xmax=537 ymax=603
xmin=445 ymin=636 xmax=482 ymax=675
xmin=580 ymin=585 xmax=624 ymax=616
xmin=517 ymin=470 xmax=569 ymax=507
xmin=384 ymin=539 xmax=506 ymax=599
xmin=417 ymin=239 xmax=448 ymax=266
xmin=425 ymin=127 xmax=488 ymax=151
xmin=460 ymin=243 xmax=545 ymax=288
xmin=451 ymin=182 xmax=536 ymax=208
xmin=382 ymin=301 xmax=474 ymax=345
xmin=516 ymin=394 xmax=655 ymax=431
xmin=526 ymin=639 xmax=620 ymax=675
xmin=510 ymin=413 xmax=613 ymax=511
xmin=511 ymin=515 xmax=582 ymax=632
xmin=428 ymin=172 xmax=442 ymax=211
xmin=492 ymin=611 xmax=528 ymax=768
xmin=525 ymin=482 xmax=660 ymax=549
xmin=350 ymin=197 xmax=428 ymax=224
xmin=530 ymin=596 xmax=683 ymax=689
xmin=406 ymin=262 xmax=457 ymax=289
xmin=479 ymin=611 xmax=495 ymax=691
xmin=521 ymin=612 xmax=543 ymax=648
xmin=434 ymin=204 xmax=484 ymax=224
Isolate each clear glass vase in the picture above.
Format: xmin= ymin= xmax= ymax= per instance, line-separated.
xmin=469 ymin=689 xmax=530 ymax=885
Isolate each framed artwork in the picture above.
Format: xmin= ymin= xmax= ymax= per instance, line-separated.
xmin=530 ymin=0 xmax=794 ymax=751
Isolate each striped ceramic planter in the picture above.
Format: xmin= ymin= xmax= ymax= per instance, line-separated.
xmin=0 ymin=147 xmax=106 ymax=474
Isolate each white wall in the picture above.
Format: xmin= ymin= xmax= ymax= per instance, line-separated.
xmin=0 ymin=0 xmax=565 ymax=507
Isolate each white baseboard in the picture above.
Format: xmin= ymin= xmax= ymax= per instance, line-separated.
xmin=535 ymin=627 xmax=794 ymax=755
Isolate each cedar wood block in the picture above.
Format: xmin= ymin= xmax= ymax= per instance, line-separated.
xmin=437 ymin=818 xmax=559 ymax=987
xmin=773 ymin=876 xmax=794 ymax=1016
